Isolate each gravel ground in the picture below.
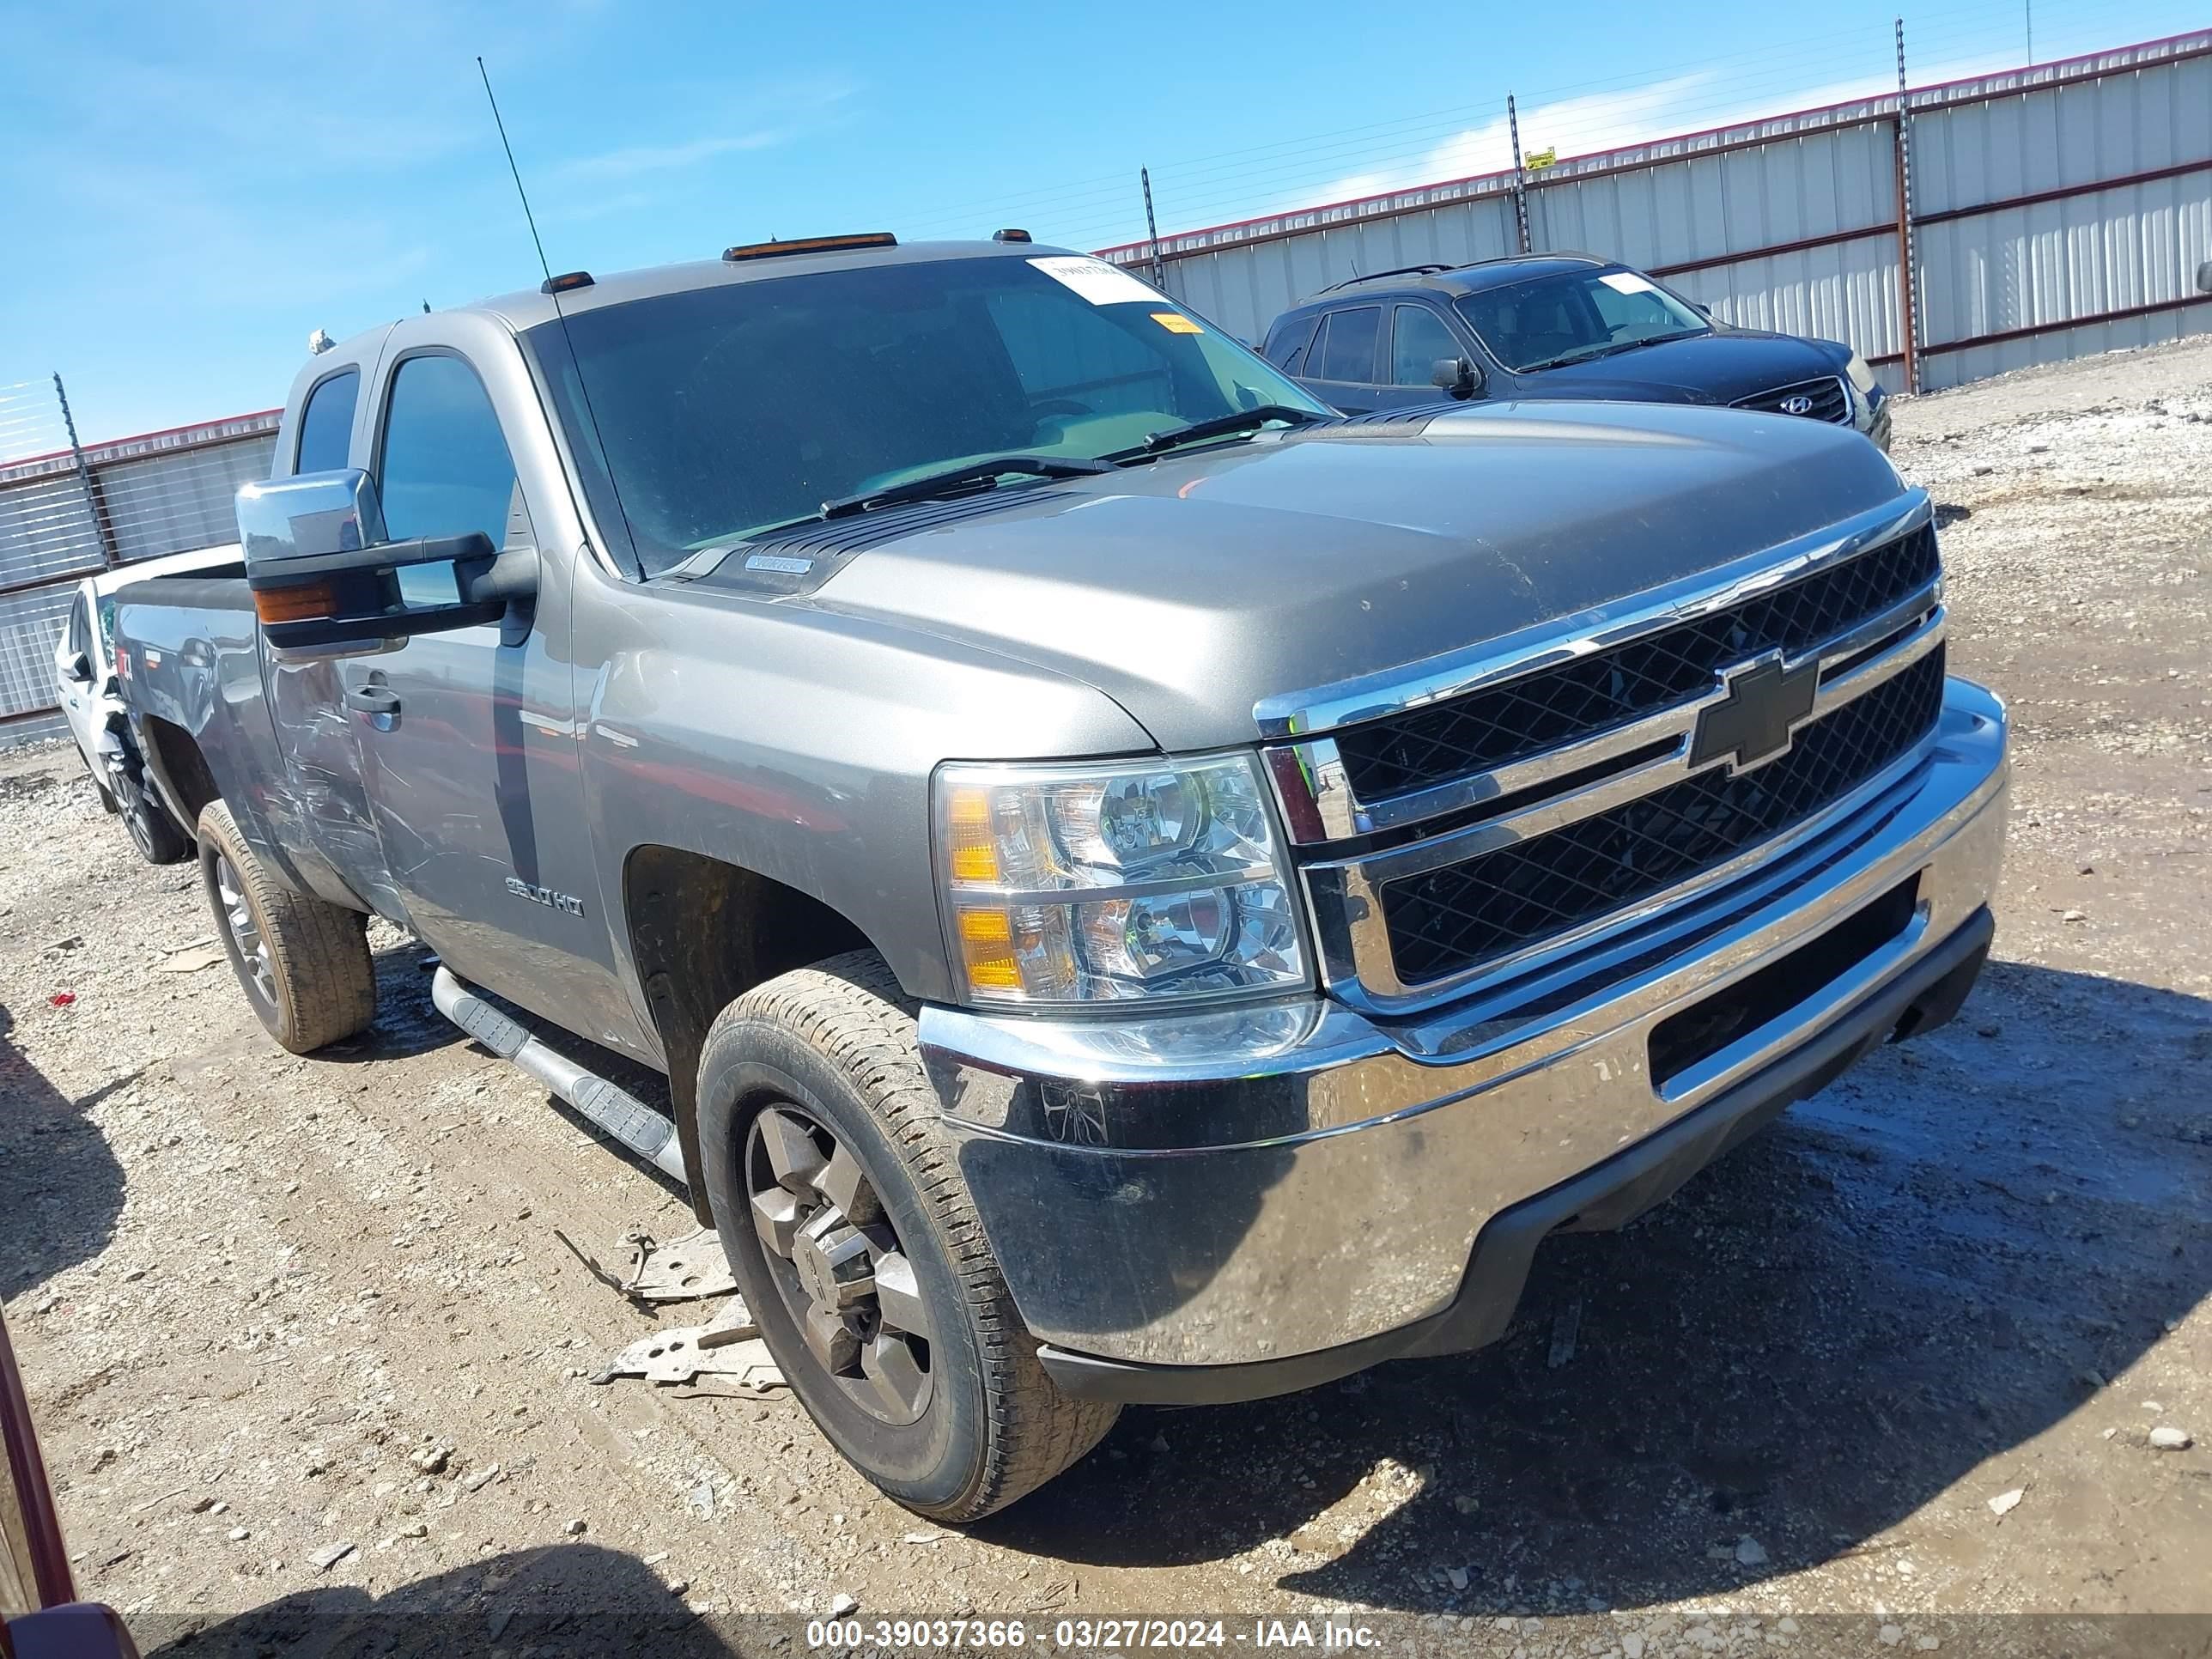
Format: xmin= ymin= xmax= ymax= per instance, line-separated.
xmin=3 ymin=336 xmax=2209 ymax=1657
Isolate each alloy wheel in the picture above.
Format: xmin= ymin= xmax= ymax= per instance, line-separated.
xmin=744 ymin=1103 xmax=934 ymax=1425
xmin=216 ymin=856 xmax=276 ymax=1006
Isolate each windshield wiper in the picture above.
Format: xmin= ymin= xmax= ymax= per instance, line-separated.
xmin=1520 ymin=329 xmax=1710 ymax=373
xmin=1108 ymin=404 xmax=1330 ymax=461
xmin=817 ymin=455 xmax=1110 ymax=520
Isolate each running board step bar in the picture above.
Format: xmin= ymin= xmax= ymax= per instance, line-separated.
xmin=429 ymin=965 xmax=688 ymax=1184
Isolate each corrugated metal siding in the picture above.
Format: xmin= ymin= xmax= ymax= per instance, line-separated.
xmin=1922 ymin=296 xmax=2212 ymax=390
xmin=1111 ymin=31 xmax=2212 ymax=398
xmin=0 ymin=475 xmax=104 ymax=587
xmin=0 ymin=584 xmax=76 ymax=722
xmin=1165 ymin=194 xmax=1522 ymax=344
xmin=96 ymin=435 xmax=276 ymax=562
xmin=0 ymin=410 xmax=276 ymax=750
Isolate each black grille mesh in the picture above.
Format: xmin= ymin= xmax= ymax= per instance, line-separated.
xmin=1336 ymin=526 xmax=1936 ymax=802
xmin=1380 ymin=646 xmax=1946 ymax=986
xmin=1734 ymin=376 xmax=1853 ymax=424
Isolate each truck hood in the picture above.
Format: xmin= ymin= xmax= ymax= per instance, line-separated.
xmin=715 ymin=399 xmax=1907 ymax=752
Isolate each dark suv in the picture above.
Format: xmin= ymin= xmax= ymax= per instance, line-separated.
xmin=1261 ymin=253 xmax=1890 ymax=451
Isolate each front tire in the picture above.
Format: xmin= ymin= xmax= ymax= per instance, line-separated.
xmin=696 ymin=951 xmax=1118 ymax=1521
xmin=198 ymin=800 xmax=377 ymax=1054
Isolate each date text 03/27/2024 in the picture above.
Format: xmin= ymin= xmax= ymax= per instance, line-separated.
xmin=805 ymin=1619 xmax=1380 ymax=1650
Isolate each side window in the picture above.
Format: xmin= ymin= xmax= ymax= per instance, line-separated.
xmin=1391 ymin=307 xmax=1464 ymax=386
xmin=65 ymin=593 xmax=91 ymax=657
xmin=1314 ymin=307 xmax=1382 ymax=384
xmin=1263 ymin=313 xmax=1319 ymax=376
xmin=378 ymin=355 xmax=520 ymax=547
xmin=295 ymin=368 xmax=360 ymax=475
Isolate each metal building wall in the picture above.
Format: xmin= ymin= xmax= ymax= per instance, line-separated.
xmin=0 ymin=398 xmax=278 ymax=747
xmin=1911 ymin=46 xmax=2212 ymax=389
xmin=1104 ymin=31 xmax=2212 ymax=401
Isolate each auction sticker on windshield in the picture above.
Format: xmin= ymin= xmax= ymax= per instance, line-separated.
xmin=1029 ymin=256 xmax=1162 ymax=306
xmin=1598 ymin=270 xmax=1659 ymax=295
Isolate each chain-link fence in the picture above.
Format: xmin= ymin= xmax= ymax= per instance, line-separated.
xmin=0 ymin=376 xmax=276 ymax=747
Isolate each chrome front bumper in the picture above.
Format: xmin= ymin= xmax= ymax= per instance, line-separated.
xmin=918 ymin=678 xmax=2008 ymax=1389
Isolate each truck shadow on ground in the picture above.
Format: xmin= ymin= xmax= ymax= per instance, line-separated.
xmin=141 ymin=1543 xmax=736 ymax=1657
xmin=987 ymin=961 xmax=2212 ymax=1614
xmin=0 ymin=1003 xmax=127 ymax=1297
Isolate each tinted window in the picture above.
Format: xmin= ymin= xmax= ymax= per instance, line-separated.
xmin=1391 ymin=307 xmax=1463 ymax=385
xmin=526 ymin=256 xmax=1327 ymax=573
xmin=1263 ymin=313 xmax=1319 ymax=376
xmin=378 ymin=356 xmax=519 ymax=547
xmin=1315 ymin=307 xmax=1381 ymax=383
xmin=1454 ymin=266 xmax=1709 ymax=372
xmin=295 ymin=369 xmax=360 ymax=474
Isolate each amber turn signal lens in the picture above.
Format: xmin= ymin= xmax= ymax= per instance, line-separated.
xmin=252 ymin=581 xmax=336 ymax=625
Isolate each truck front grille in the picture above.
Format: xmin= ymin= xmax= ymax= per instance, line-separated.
xmin=1378 ymin=647 xmax=1945 ymax=986
xmin=1336 ymin=525 xmax=1936 ymax=803
xmin=1733 ymin=375 xmax=1853 ymax=425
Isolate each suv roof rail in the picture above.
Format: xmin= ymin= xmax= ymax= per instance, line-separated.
xmin=1315 ymin=263 xmax=1455 ymax=295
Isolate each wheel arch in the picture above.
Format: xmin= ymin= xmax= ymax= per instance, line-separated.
xmin=619 ymin=844 xmax=872 ymax=1223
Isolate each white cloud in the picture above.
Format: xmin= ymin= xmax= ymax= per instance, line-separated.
xmin=551 ymin=128 xmax=793 ymax=185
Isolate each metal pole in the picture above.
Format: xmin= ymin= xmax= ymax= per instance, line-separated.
xmin=1892 ymin=20 xmax=1923 ymax=395
xmin=52 ymin=372 xmax=118 ymax=568
xmin=1140 ymin=167 xmax=1167 ymax=290
xmin=1507 ymin=94 xmax=1533 ymax=255
xmin=2026 ymin=0 xmax=2033 ymax=64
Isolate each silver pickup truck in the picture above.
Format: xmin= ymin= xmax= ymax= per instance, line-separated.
xmin=114 ymin=234 xmax=2008 ymax=1521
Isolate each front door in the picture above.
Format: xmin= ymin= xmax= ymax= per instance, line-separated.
xmin=343 ymin=345 xmax=630 ymax=1047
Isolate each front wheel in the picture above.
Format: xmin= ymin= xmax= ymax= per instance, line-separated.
xmin=696 ymin=951 xmax=1118 ymax=1521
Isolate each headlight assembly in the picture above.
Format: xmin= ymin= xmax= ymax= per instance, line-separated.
xmin=1844 ymin=350 xmax=1879 ymax=396
xmin=935 ymin=754 xmax=1310 ymax=1006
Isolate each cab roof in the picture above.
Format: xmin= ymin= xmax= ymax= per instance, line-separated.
xmin=472 ymin=237 xmax=1068 ymax=333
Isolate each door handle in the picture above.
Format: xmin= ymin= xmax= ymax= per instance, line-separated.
xmin=344 ymin=684 xmax=401 ymax=720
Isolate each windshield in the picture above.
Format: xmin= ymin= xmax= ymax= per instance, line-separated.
xmin=1454 ymin=266 xmax=1709 ymax=373
xmin=527 ymin=252 xmax=1329 ymax=574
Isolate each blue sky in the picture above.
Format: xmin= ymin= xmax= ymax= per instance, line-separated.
xmin=1 ymin=0 xmax=2200 ymax=445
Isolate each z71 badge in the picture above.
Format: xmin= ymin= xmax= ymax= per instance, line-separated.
xmin=505 ymin=876 xmax=584 ymax=917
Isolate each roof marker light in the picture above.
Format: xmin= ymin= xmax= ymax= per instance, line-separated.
xmin=723 ymin=232 xmax=897 ymax=263
xmin=992 ymin=228 xmax=1033 ymax=243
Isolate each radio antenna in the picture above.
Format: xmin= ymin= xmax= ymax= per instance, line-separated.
xmin=475 ymin=56 xmax=643 ymax=577
xmin=477 ymin=57 xmax=554 ymax=289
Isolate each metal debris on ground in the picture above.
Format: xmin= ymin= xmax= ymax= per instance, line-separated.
xmin=619 ymin=1225 xmax=738 ymax=1304
xmin=592 ymin=1295 xmax=785 ymax=1394
xmin=159 ymin=944 xmax=228 ymax=974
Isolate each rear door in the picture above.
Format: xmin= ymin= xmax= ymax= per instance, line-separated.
xmin=1299 ymin=305 xmax=1384 ymax=413
xmin=261 ymin=358 xmax=408 ymax=918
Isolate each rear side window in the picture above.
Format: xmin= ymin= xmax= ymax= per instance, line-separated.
xmin=1263 ymin=313 xmax=1319 ymax=376
xmin=1315 ymin=307 xmax=1381 ymax=384
xmin=378 ymin=355 xmax=520 ymax=548
xmin=295 ymin=369 xmax=360 ymax=474
xmin=1391 ymin=307 xmax=1463 ymax=385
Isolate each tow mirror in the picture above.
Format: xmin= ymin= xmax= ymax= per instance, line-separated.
xmin=62 ymin=651 xmax=94 ymax=684
xmin=234 ymin=470 xmax=537 ymax=652
xmin=1430 ymin=356 xmax=1482 ymax=398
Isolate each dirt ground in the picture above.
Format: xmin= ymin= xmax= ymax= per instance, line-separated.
xmin=3 ymin=336 xmax=2209 ymax=1657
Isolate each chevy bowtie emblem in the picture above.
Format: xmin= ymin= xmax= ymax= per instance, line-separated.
xmin=1690 ymin=653 xmax=1820 ymax=775
xmin=1780 ymin=393 xmax=1816 ymax=416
